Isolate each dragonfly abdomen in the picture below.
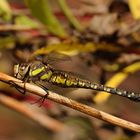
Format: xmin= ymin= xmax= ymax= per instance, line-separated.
xmin=85 ymin=82 xmax=140 ymax=101
xmin=47 ymin=71 xmax=79 ymax=87
xmin=43 ymin=70 xmax=140 ymax=101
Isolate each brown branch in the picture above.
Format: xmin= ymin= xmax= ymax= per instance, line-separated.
xmin=0 ymin=72 xmax=140 ymax=132
xmin=0 ymin=93 xmax=64 ymax=132
xmin=0 ymin=25 xmax=45 ymax=31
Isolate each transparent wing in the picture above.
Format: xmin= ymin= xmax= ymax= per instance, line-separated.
xmin=33 ymin=52 xmax=71 ymax=65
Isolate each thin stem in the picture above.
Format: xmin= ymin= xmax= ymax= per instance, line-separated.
xmin=0 ymin=72 xmax=140 ymax=132
xmin=0 ymin=25 xmax=44 ymax=31
xmin=58 ymin=0 xmax=83 ymax=31
xmin=0 ymin=93 xmax=63 ymax=132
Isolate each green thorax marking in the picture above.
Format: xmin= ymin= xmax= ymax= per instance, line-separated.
xmin=30 ymin=66 xmax=45 ymax=76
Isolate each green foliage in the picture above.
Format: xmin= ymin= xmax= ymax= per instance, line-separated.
xmin=15 ymin=15 xmax=39 ymax=28
xmin=58 ymin=0 xmax=83 ymax=31
xmin=32 ymin=42 xmax=96 ymax=57
xmin=25 ymin=0 xmax=67 ymax=37
xmin=0 ymin=36 xmax=15 ymax=49
xmin=0 ymin=0 xmax=12 ymax=21
xmin=32 ymin=42 xmax=121 ymax=57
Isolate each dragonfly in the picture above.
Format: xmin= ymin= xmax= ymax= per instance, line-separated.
xmin=13 ymin=59 xmax=140 ymax=102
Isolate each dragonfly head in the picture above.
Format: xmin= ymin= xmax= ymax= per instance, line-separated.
xmin=14 ymin=63 xmax=30 ymax=80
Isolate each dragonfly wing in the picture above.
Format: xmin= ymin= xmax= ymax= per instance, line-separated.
xmin=34 ymin=52 xmax=71 ymax=65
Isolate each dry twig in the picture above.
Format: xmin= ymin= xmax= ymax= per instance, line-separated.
xmin=0 ymin=72 xmax=140 ymax=132
xmin=0 ymin=93 xmax=64 ymax=132
xmin=0 ymin=25 xmax=44 ymax=31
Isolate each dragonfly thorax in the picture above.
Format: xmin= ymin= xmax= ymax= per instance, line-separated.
xmin=14 ymin=61 xmax=53 ymax=81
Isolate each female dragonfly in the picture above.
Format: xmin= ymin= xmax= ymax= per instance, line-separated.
xmin=13 ymin=58 xmax=140 ymax=102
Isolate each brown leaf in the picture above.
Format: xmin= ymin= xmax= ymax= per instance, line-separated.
xmin=89 ymin=14 xmax=119 ymax=35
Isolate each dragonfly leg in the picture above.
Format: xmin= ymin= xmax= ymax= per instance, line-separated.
xmin=9 ymin=73 xmax=29 ymax=94
xmin=8 ymin=80 xmax=26 ymax=94
xmin=30 ymin=82 xmax=49 ymax=107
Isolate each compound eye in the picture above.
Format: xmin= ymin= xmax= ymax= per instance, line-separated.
xmin=20 ymin=64 xmax=28 ymax=71
xmin=21 ymin=66 xmax=25 ymax=70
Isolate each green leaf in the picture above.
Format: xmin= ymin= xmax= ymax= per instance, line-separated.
xmin=15 ymin=14 xmax=39 ymax=28
xmin=58 ymin=0 xmax=83 ymax=31
xmin=25 ymin=0 xmax=67 ymax=37
xmin=0 ymin=36 xmax=15 ymax=49
xmin=0 ymin=0 xmax=12 ymax=21
xmin=32 ymin=42 xmax=96 ymax=57
xmin=32 ymin=42 xmax=122 ymax=57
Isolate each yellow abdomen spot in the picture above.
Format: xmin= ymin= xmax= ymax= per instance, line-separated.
xmin=66 ymin=80 xmax=72 ymax=86
xmin=66 ymin=80 xmax=77 ymax=86
xmin=40 ymin=71 xmax=52 ymax=80
xmin=55 ymin=76 xmax=66 ymax=84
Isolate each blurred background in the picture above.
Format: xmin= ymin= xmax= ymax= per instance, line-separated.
xmin=0 ymin=0 xmax=140 ymax=139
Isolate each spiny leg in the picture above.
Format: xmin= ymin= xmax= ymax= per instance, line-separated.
xmin=9 ymin=73 xmax=30 ymax=94
xmin=30 ymin=82 xmax=49 ymax=107
xmin=9 ymin=80 xmax=26 ymax=94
